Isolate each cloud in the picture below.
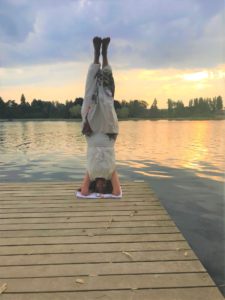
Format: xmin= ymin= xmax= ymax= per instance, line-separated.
xmin=0 ymin=0 xmax=224 ymax=70
xmin=0 ymin=61 xmax=87 ymax=87
xmin=181 ymin=71 xmax=209 ymax=81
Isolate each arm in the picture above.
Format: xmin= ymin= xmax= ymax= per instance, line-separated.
xmin=80 ymin=172 xmax=91 ymax=196
xmin=111 ymin=170 xmax=121 ymax=196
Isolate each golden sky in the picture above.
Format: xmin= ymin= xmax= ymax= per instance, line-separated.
xmin=1 ymin=62 xmax=224 ymax=108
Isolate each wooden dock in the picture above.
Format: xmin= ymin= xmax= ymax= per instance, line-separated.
xmin=0 ymin=181 xmax=223 ymax=300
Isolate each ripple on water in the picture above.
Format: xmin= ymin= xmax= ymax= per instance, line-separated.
xmin=0 ymin=120 xmax=224 ymax=182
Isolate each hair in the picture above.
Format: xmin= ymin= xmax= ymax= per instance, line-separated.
xmin=106 ymin=133 xmax=117 ymax=140
xmin=89 ymin=178 xmax=113 ymax=194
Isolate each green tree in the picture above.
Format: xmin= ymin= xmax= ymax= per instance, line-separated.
xmin=149 ymin=98 xmax=159 ymax=118
xmin=5 ymin=100 xmax=19 ymax=119
xmin=0 ymin=97 xmax=6 ymax=118
xmin=20 ymin=94 xmax=30 ymax=118
xmin=20 ymin=94 xmax=26 ymax=105
xmin=117 ymin=107 xmax=129 ymax=119
xmin=69 ymin=105 xmax=81 ymax=118
xmin=31 ymin=99 xmax=44 ymax=118
xmin=128 ymin=100 xmax=148 ymax=117
xmin=114 ymin=100 xmax=121 ymax=110
xmin=216 ymin=96 xmax=223 ymax=111
xmin=174 ymin=100 xmax=185 ymax=117
xmin=167 ymin=99 xmax=176 ymax=117
xmin=74 ymin=97 xmax=83 ymax=106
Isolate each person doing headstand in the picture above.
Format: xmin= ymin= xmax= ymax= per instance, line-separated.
xmin=80 ymin=36 xmax=121 ymax=196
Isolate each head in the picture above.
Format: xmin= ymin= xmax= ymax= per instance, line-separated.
xmin=95 ymin=178 xmax=107 ymax=193
xmin=89 ymin=178 xmax=113 ymax=194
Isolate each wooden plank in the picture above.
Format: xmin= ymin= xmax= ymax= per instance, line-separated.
xmin=0 ymin=181 xmax=147 ymax=186
xmin=0 ymin=188 xmax=152 ymax=193
xmin=0 ymin=233 xmax=185 ymax=246
xmin=0 ymin=184 xmax=150 ymax=189
xmin=0 ymin=249 xmax=197 ymax=266
xmin=0 ymin=273 xmax=215 ymax=293
xmin=0 ymin=261 xmax=206 ymax=278
xmin=0 ymin=241 xmax=190 ymax=255
xmin=0 ymin=226 xmax=180 ymax=238
xmin=1 ymin=195 xmax=155 ymax=199
xmin=0 ymin=194 xmax=154 ymax=198
xmin=0 ymin=220 xmax=175 ymax=231
xmin=0 ymin=209 xmax=167 ymax=219
xmin=0 ymin=198 xmax=156 ymax=203
xmin=0 ymin=190 xmax=153 ymax=194
xmin=0 ymin=287 xmax=223 ymax=300
xmin=0 ymin=191 xmax=154 ymax=195
xmin=0 ymin=192 xmax=152 ymax=197
xmin=0 ymin=188 xmax=153 ymax=193
xmin=0 ymin=198 xmax=156 ymax=204
xmin=0 ymin=205 xmax=165 ymax=214
xmin=0 ymin=193 xmax=156 ymax=198
xmin=0 ymin=202 xmax=160 ymax=209
xmin=0 ymin=215 xmax=171 ymax=225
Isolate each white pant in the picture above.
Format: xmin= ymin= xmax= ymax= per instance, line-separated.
xmin=81 ymin=63 xmax=118 ymax=134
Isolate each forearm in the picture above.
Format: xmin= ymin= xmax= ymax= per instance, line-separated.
xmin=81 ymin=172 xmax=91 ymax=195
xmin=111 ymin=170 xmax=121 ymax=195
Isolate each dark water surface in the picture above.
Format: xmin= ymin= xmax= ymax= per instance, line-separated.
xmin=0 ymin=120 xmax=224 ymax=294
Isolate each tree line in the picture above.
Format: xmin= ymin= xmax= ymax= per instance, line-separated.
xmin=0 ymin=94 xmax=224 ymax=119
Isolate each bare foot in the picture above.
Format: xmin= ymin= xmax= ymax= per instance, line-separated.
xmin=102 ymin=37 xmax=110 ymax=55
xmin=93 ymin=36 xmax=102 ymax=55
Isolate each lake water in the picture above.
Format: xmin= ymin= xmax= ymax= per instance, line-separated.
xmin=0 ymin=120 xmax=225 ymax=294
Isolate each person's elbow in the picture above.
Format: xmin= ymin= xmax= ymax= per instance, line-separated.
xmin=81 ymin=188 xmax=90 ymax=196
xmin=112 ymin=188 xmax=121 ymax=196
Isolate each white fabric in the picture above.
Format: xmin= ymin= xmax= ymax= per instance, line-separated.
xmin=81 ymin=63 xmax=118 ymax=134
xmin=81 ymin=63 xmax=100 ymax=121
xmin=86 ymin=132 xmax=115 ymax=180
xmin=76 ymin=190 xmax=122 ymax=199
xmin=82 ymin=63 xmax=119 ymax=181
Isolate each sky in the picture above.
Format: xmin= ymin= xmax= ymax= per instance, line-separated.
xmin=0 ymin=0 xmax=224 ymax=108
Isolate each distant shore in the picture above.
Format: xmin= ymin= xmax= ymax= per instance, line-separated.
xmin=0 ymin=116 xmax=225 ymax=122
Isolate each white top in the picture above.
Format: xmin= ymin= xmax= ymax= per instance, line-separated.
xmin=86 ymin=133 xmax=116 ymax=180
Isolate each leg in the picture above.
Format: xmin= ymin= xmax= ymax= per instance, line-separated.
xmin=81 ymin=37 xmax=101 ymax=120
xmin=101 ymin=37 xmax=115 ymax=97
xmin=80 ymin=172 xmax=91 ymax=195
xmin=111 ymin=170 xmax=121 ymax=196
xmin=93 ymin=36 xmax=101 ymax=64
xmin=102 ymin=37 xmax=110 ymax=67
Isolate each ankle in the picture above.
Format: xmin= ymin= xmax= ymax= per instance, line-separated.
xmin=102 ymin=47 xmax=108 ymax=59
xmin=94 ymin=53 xmax=100 ymax=64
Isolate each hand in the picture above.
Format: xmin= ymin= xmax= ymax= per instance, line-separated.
xmin=81 ymin=187 xmax=90 ymax=196
xmin=112 ymin=189 xmax=121 ymax=196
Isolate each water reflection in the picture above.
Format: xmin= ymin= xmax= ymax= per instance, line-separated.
xmin=134 ymin=170 xmax=173 ymax=178
xmin=116 ymin=120 xmax=225 ymax=183
xmin=0 ymin=120 xmax=224 ymax=182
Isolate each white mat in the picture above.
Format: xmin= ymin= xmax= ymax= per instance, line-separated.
xmin=76 ymin=190 xmax=122 ymax=199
